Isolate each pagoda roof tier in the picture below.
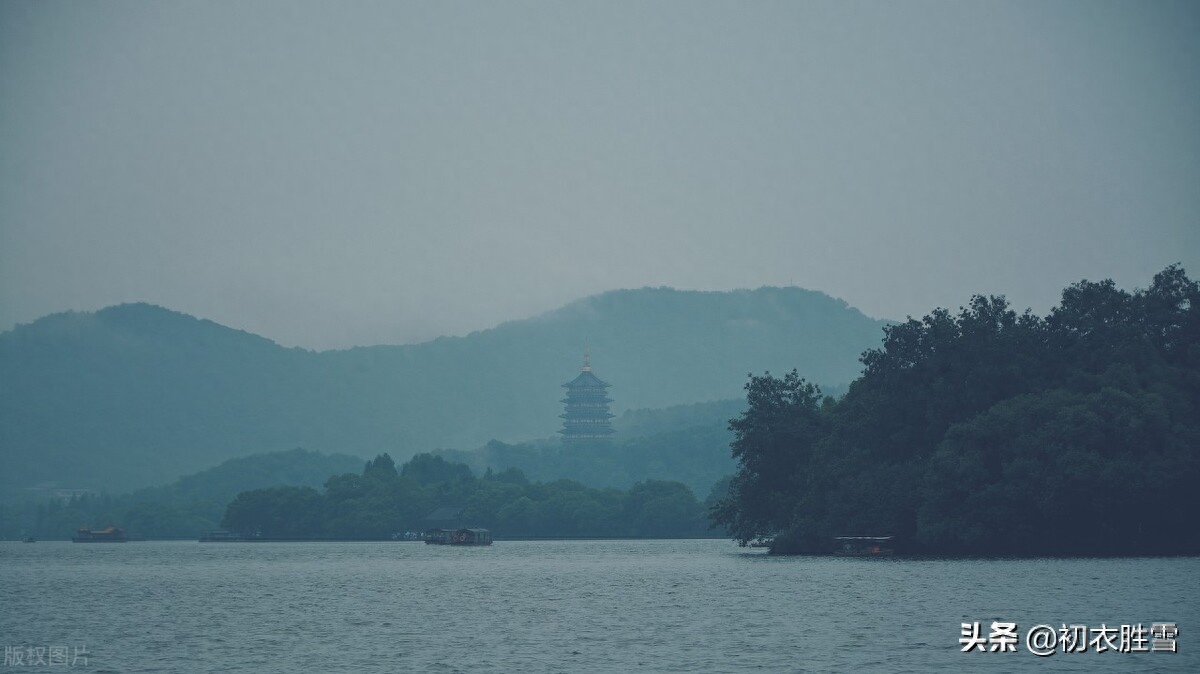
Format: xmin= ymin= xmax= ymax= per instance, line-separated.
xmin=562 ymin=371 xmax=610 ymax=388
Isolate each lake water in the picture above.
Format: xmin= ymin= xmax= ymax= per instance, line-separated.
xmin=2 ymin=539 xmax=1196 ymax=672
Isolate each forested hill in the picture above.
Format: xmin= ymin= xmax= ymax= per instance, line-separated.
xmin=712 ymin=266 xmax=1200 ymax=556
xmin=0 ymin=286 xmax=889 ymax=494
xmin=0 ymin=448 xmax=364 ymax=540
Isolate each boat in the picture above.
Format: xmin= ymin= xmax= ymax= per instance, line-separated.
xmin=833 ymin=535 xmax=894 ymax=556
xmin=22 ymin=536 xmax=36 ymax=543
xmin=424 ymin=528 xmax=493 ymax=546
xmin=748 ymin=536 xmax=774 ymax=548
xmin=72 ymin=527 xmax=128 ymax=543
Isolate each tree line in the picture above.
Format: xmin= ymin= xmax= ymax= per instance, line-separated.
xmin=222 ymin=453 xmax=716 ymax=539
xmin=711 ymin=266 xmax=1200 ymax=555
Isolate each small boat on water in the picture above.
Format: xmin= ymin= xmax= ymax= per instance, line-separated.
xmin=833 ymin=535 xmax=894 ymax=556
xmin=22 ymin=536 xmax=36 ymax=543
xmin=72 ymin=527 xmax=128 ymax=543
xmin=424 ymin=528 xmax=493 ymax=546
xmin=748 ymin=537 xmax=773 ymax=548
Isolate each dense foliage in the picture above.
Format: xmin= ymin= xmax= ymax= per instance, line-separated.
xmin=221 ymin=453 xmax=713 ymax=539
xmin=712 ymin=266 xmax=1200 ymax=555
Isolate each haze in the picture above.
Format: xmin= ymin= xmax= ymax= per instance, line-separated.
xmin=1 ymin=0 xmax=1197 ymax=349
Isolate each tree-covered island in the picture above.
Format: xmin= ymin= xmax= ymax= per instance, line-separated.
xmin=221 ymin=453 xmax=715 ymax=539
xmin=711 ymin=266 xmax=1200 ymax=556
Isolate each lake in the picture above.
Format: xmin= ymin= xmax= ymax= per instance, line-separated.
xmin=2 ymin=539 xmax=1196 ymax=672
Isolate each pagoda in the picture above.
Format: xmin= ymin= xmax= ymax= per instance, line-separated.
xmin=559 ymin=352 xmax=614 ymax=443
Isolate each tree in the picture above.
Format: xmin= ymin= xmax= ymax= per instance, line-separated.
xmin=712 ymin=266 xmax=1200 ymax=555
xmin=221 ymin=486 xmax=322 ymax=537
xmin=710 ymin=370 xmax=827 ymax=545
xmin=363 ymin=453 xmax=398 ymax=482
xmin=626 ymin=480 xmax=704 ymax=537
xmin=401 ymin=453 xmax=474 ymax=486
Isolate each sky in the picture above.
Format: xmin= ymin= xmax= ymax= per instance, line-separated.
xmin=2 ymin=1 xmax=1197 ymax=350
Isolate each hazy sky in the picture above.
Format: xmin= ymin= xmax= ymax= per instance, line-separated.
xmin=2 ymin=1 xmax=1197 ymax=349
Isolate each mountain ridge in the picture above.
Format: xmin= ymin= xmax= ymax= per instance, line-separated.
xmin=5 ymin=286 xmax=884 ymax=353
xmin=0 ymin=285 xmax=892 ymax=494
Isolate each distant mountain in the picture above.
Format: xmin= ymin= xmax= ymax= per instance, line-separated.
xmin=0 ymin=287 xmax=890 ymax=494
xmin=134 ymin=447 xmax=365 ymax=507
xmin=612 ymin=399 xmax=747 ymax=439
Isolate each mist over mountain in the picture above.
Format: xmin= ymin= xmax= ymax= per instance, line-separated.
xmin=0 ymin=286 xmax=889 ymax=494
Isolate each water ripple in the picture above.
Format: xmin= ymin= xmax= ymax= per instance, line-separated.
xmin=1 ymin=541 xmax=1197 ymax=672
